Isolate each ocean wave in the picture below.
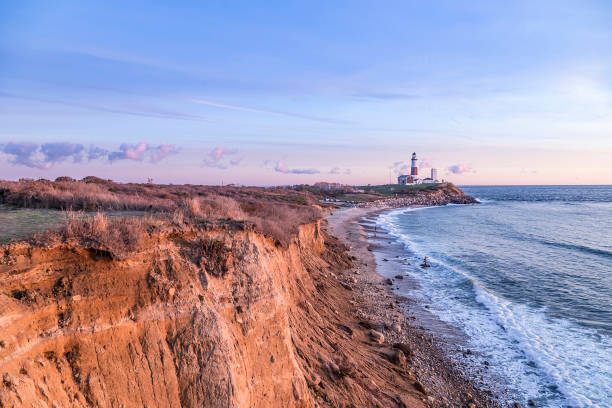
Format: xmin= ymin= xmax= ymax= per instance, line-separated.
xmin=375 ymin=211 xmax=612 ymax=407
xmin=537 ymin=240 xmax=612 ymax=259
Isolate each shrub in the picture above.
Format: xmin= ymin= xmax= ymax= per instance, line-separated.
xmin=81 ymin=176 xmax=112 ymax=184
xmin=36 ymin=212 xmax=146 ymax=260
xmin=198 ymin=195 xmax=245 ymax=220
xmin=199 ymin=238 xmax=230 ymax=277
xmin=55 ymin=176 xmax=76 ymax=182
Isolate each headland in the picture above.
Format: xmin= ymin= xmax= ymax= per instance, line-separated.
xmin=0 ymin=177 xmax=493 ymax=407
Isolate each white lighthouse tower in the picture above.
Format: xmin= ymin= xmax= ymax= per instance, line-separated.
xmin=410 ymin=152 xmax=418 ymax=179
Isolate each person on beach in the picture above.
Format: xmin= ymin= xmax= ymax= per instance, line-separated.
xmin=421 ymin=256 xmax=430 ymax=268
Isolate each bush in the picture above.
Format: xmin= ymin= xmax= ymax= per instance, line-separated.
xmin=81 ymin=176 xmax=113 ymax=184
xmin=55 ymin=176 xmax=76 ymax=182
xmin=35 ymin=212 xmax=146 ymax=260
xmin=199 ymin=238 xmax=230 ymax=277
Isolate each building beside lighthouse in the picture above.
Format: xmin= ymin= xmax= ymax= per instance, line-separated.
xmin=397 ymin=152 xmax=439 ymax=184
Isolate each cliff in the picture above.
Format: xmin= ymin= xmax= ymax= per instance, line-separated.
xmin=0 ymin=221 xmax=427 ymax=407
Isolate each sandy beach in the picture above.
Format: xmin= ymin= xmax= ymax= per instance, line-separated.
xmin=326 ymin=206 xmax=502 ymax=408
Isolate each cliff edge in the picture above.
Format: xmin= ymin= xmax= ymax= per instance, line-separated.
xmin=0 ymin=221 xmax=427 ymax=407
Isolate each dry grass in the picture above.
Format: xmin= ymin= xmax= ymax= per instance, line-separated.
xmin=34 ymin=212 xmax=149 ymax=260
xmin=2 ymin=177 xmax=323 ymax=250
xmin=0 ymin=179 xmax=174 ymax=211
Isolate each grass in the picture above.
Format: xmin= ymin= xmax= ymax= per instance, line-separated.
xmin=0 ymin=178 xmax=174 ymax=211
xmin=0 ymin=205 xmax=69 ymax=244
xmin=2 ymin=177 xmax=323 ymax=253
xmin=357 ymin=183 xmax=445 ymax=196
xmin=32 ymin=212 xmax=149 ymax=260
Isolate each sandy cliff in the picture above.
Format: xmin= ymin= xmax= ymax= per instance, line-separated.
xmin=0 ymin=221 xmax=427 ymax=407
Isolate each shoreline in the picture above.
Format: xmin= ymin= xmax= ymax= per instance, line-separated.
xmin=326 ymin=206 xmax=502 ymax=408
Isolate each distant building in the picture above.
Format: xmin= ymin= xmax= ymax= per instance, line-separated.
xmin=422 ymin=178 xmax=435 ymax=184
xmin=431 ymin=168 xmax=438 ymax=181
xmin=397 ymin=175 xmax=415 ymax=185
xmin=398 ymin=152 xmax=421 ymax=184
xmin=313 ymin=182 xmax=346 ymax=190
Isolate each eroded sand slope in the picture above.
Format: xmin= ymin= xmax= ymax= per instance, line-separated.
xmin=0 ymin=221 xmax=426 ymax=407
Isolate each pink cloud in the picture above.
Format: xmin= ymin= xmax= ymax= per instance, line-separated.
xmin=1 ymin=142 xmax=84 ymax=169
xmin=211 ymin=146 xmax=226 ymax=160
xmin=273 ymin=160 xmax=319 ymax=174
xmin=447 ymin=163 xmax=472 ymax=174
xmin=2 ymin=141 xmax=179 ymax=168
xmin=274 ymin=160 xmax=289 ymax=173
xmin=108 ymin=142 xmax=148 ymax=161
xmin=150 ymin=143 xmax=179 ymax=163
xmin=389 ymin=161 xmax=412 ymax=175
xmin=107 ymin=142 xmax=178 ymax=163
xmin=203 ymin=146 xmax=241 ymax=169
xmin=329 ymin=167 xmax=351 ymax=175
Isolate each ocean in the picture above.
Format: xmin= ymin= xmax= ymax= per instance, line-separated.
xmin=376 ymin=185 xmax=611 ymax=408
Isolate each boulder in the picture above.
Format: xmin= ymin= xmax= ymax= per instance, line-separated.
xmin=414 ymin=380 xmax=427 ymax=395
xmin=393 ymin=343 xmax=413 ymax=358
xmin=390 ymin=349 xmax=406 ymax=368
xmin=369 ymin=330 xmax=384 ymax=344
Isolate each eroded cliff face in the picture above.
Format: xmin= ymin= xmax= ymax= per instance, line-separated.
xmin=0 ymin=222 xmax=424 ymax=407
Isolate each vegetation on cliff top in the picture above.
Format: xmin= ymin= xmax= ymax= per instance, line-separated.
xmin=0 ymin=178 xmax=323 ymax=253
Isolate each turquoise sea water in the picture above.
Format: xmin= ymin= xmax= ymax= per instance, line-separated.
xmin=377 ymin=185 xmax=611 ymax=408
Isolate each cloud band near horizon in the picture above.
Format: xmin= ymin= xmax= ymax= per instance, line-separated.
xmin=0 ymin=141 xmax=179 ymax=168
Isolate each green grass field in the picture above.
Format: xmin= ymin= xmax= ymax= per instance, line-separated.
xmin=357 ymin=182 xmax=445 ymax=196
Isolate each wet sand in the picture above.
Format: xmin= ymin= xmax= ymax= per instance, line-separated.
xmin=326 ymin=207 xmax=502 ymax=408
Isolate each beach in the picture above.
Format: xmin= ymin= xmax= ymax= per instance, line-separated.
xmin=326 ymin=207 xmax=501 ymax=408
xmin=371 ymin=186 xmax=612 ymax=407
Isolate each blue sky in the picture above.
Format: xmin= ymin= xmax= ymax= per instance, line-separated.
xmin=1 ymin=0 xmax=611 ymax=184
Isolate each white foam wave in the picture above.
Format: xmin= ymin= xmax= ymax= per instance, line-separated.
xmin=376 ymin=210 xmax=612 ymax=408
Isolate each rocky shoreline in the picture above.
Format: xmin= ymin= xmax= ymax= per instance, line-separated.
xmin=358 ymin=194 xmax=478 ymax=208
xmin=326 ymin=207 xmax=502 ymax=408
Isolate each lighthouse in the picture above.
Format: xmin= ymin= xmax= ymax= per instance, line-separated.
xmin=410 ymin=152 xmax=418 ymax=177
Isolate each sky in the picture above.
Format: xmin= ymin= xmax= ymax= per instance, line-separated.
xmin=1 ymin=0 xmax=611 ymax=185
